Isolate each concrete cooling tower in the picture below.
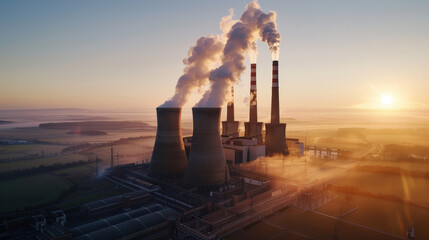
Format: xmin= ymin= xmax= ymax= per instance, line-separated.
xmin=149 ymin=107 xmax=188 ymax=178
xmin=184 ymin=108 xmax=230 ymax=188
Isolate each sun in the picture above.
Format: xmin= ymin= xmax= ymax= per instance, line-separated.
xmin=381 ymin=95 xmax=393 ymax=105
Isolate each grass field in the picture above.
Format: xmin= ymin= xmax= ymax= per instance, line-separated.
xmin=87 ymin=138 xmax=155 ymax=170
xmin=0 ymin=127 xmax=156 ymax=144
xmin=0 ymin=153 xmax=91 ymax=173
xmin=329 ymin=170 xmax=429 ymax=205
xmin=0 ymin=162 xmax=130 ymax=213
xmin=226 ymin=206 xmax=403 ymax=240
xmin=0 ymin=144 xmax=65 ymax=159
xmin=315 ymin=193 xmax=429 ymax=239
xmin=0 ymin=173 xmax=73 ymax=212
xmin=359 ymin=160 xmax=429 ymax=171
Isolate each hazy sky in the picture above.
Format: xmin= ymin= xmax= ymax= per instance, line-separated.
xmin=1 ymin=0 xmax=428 ymax=110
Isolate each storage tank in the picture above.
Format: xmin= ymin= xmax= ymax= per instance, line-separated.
xmin=149 ymin=107 xmax=187 ymax=178
xmin=184 ymin=108 xmax=230 ymax=187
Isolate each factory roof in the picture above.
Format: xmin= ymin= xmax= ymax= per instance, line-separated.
xmin=82 ymin=189 xmax=149 ymax=211
xmin=40 ymin=223 xmax=71 ymax=240
xmin=73 ymin=208 xmax=179 ymax=240
xmin=71 ymin=204 xmax=164 ymax=237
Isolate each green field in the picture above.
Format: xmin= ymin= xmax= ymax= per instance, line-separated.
xmin=0 ymin=163 xmax=130 ymax=213
xmin=0 ymin=173 xmax=73 ymax=212
xmin=0 ymin=153 xmax=91 ymax=173
xmin=328 ymin=170 xmax=429 ymax=205
xmin=0 ymin=127 xmax=155 ymax=144
xmin=226 ymin=205 xmax=403 ymax=240
xmin=87 ymin=138 xmax=154 ymax=169
xmin=0 ymin=144 xmax=65 ymax=159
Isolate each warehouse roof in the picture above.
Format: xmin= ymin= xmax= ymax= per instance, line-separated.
xmin=71 ymin=203 xmax=164 ymax=237
xmin=73 ymin=208 xmax=179 ymax=240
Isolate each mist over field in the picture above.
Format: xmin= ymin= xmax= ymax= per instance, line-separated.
xmin=1 ymin=107 xmax=428 ymax=130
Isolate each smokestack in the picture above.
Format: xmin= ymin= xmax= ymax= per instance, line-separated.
xmin=245 ymin=63 xmax=263 ymax=143
xmin=265 ymin=60 xmax=288 ymax=155
xmin=222 ymin=87 xmax=239 ymax=137
xmin=227 ymin=86 xmax=235 ymax=122
xmin=184 ymin=108 xmax=230 ymax=188
xmin=249 ymin=63 xmax=257 ymax=123
xmin=271 ymin=60 xmax=279 ymax=124
xmin=149 ymin=108 xmax=187 ymax=178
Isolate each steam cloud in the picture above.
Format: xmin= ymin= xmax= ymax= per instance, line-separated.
xmin=160 ymin=1 xmax=280 ymax=108
xmin=159 ymin=11 xmax=235 ymax=108
xmin=159 ymin=36 xmax=223 ymax=108
xmin=248 ymin=41 xmax=258 ymax=64
xmin=197 ymin=1 xmax=281 ymax=107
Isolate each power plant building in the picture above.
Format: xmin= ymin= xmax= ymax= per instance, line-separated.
xmin=223 ymin=137 xmax=265 ymax=165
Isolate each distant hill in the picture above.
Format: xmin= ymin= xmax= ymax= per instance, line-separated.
xmin=67 ymin=130 xmax=107 ymax=135
xmin=0 ymin=120 xmax=13 ymax=124
xmin=39 ymin=121 xmax=155 ymax=130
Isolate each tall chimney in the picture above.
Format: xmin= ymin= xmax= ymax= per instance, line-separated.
xmin=245 ymin=63 xmax=263 ymax=143
xmin=265 ymin=60 xmax=288 ymax=155
xmin=227 ymin=86 xmax=235 ymax=122
xmin=222 ymin=86 xmax=239 ymax=137
xmin=249 ymin=63 xmax=257 ymax=123
xmin=271 ymin=60 xmax=280 ymax=124
xmin=149 ymin=108 xmax=187 ymax=178
xmin=184 ymin=108 xmax=230 ymax=188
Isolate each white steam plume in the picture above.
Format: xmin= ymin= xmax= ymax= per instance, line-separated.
xmin=248 ymin=41 xmax=258 ymax=63
xmin=196 ymin=1 xmax=281 ymax=107
xmin=241 ymin=1 xmax=280 ymax=60
xmin=159 ymin=11 xmax=236 ymax=108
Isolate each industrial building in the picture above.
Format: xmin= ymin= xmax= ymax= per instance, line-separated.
xmin=2 ymin=59 xmax=307 ymax=240
xmin=223 ymin=137 xmax=265 ymax=165
xmin=308 ymin=146 xmax=352 ymax=160
xmin=286 ymin=138 xmax=305 ymax=157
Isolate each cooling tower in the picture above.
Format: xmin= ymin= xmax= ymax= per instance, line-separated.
xmin=265 ymin=60 xmax=288 ymax=155
xmin=245 ymin=63 xmax=263 ymax=143
xmin=222 ymin=86 xmax=239 ymax=137
xmin=184 ymin=108 xmax=230 ymax=187
xmin=149 ymin=107 xmax=187 ymax=178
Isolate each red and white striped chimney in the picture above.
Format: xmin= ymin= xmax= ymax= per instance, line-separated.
xmin=271 ymin=60 xmax=280 ymax=124
xmin=249 ymin=63 xmax=258 ymax=123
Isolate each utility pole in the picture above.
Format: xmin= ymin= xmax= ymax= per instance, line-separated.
xmin=110 ymin=145 xmax=114 ymax=168
xmin=96 ymin=155 xmax=99 ymax=177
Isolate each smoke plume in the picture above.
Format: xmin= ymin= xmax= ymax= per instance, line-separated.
xmin=159 ymin=11 xmax=236 ymax=108
xmin=240 ymin=1 xmax=280 ymax=60
xmin=196 ymin=1 xmax=281 ymax=107
xmin=248 ymin=41 xmax=258 ymax=64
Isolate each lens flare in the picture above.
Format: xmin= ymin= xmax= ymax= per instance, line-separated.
xmin=381 ymin=95 xmax=393 ymax=105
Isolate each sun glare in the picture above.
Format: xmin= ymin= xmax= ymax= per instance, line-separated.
xmin=381 ymin=95 xmax=393 ymax=105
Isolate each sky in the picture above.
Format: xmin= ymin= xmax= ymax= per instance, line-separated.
xmin=0 ymin=0 xmax=428 ymax=111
